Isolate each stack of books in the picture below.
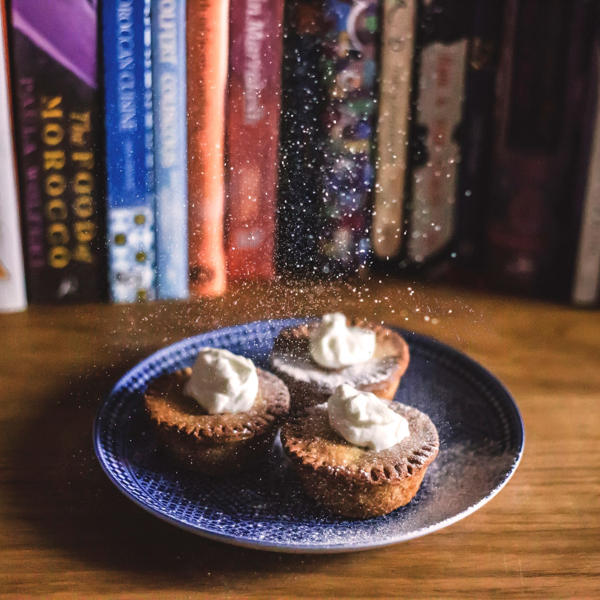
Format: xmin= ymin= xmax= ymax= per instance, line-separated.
xmin=1 ymin=0 xmax=599 ymax=312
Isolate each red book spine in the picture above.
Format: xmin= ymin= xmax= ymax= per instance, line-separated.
xmin=225 ymin=0 xmax=284 ymax=280
xmin=186 ymin=0 xmax=228 ymax=296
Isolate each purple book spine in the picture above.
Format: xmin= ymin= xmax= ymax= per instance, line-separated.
xmin=10 ymin=0 xmax=105 ymax=303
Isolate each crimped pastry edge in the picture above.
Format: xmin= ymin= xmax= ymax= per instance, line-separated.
xmin=144 ymin=367 xmax=290 ymax=443
xmin=280 ymin=402 xmax=439 ymax=486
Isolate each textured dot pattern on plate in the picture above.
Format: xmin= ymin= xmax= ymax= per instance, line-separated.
xmin=94 ymin=319 xmax=524 ymax=553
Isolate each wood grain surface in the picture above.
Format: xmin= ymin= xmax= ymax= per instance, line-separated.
xmin=1 ymin=280 xmax=599 ymax=599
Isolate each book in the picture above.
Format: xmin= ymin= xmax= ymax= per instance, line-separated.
xmin=187 ymin=0 xmax=228 ymax=297
xmin=279 ymin=0 xmax=379 ymax=279
xmin=405 ymin=0 xmax=471 ymax=267
xmin=10 ymin=0 xmax=105 ymax=303
xmin=103 ymin=0 xmax=156 ymax=302
xmin=487 ymin=0 xmax=594 ymax=296
xmin=372 ymin=0 xmax=416 ymax=263
xmin=318 ymin=0 xmax=380 ymax=277
xmin=277 ymin=0 xmax=328 ymax=276
xmin=151 ymin=0 xmax=188 ymax=300
xmin=571 ymin=7 xmax=600 ymax=307
xmin=455 ymin=0 xmax=504 ymax=272
xmin=0 ymin=1 xmax=26 ymax=312
xmin=226 ymin=0 xmax=284 ymax=281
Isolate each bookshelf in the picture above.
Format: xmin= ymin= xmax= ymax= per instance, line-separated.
xmin=2 ymin=0 xmax=600 ymax=310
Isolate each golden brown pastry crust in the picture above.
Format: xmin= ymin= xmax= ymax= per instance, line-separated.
xmin=280 ymin=402 xmax=439 ymax=518
xmin=270 ymin=318 xmax=410 ymax=412
xmin=144 ymin=367 xmax=290 ymax=475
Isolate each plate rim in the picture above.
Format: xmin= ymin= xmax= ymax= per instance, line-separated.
xmin=93 ymin=318 xmax=525 ymax=553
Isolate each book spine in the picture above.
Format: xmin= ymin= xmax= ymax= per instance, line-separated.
xmin=103 ymin=0 xmax=156 ymax=302
xmin=226 ymin=0 xmax=284 ymax=281
xmin=10 ymin=0 xmax=105 ymax=303
xmin=276 ymin=0 xmax=327 ymax=276
xmin=0 ymin=2 xmax=26 ymax=312
xmin=487 ymin=0 xmax=593 ymax=296
xmin=187 ymin=0 xmax=228 ymax=297
xmin=572 ymin=15 xmax=600 ymax=307
xmin=372 ymin=0 xmax=416 ymax=263
xmin=455 ymin=0 xmax=504 ymax=271
xmin=319 ymin=0 xmax=380 ymax=276
xmin=151 ymin=0 xmax=188 ymax=299
xmin=406 ymin=0 xmax=471 ymax=266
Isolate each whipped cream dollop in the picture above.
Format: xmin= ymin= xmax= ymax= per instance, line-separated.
xmin=309 ymin=312 xmax=376 ymax=369
xmin=327 ymin=384 xmax=409 ymax=452
xmin=183 ymin=348 xmax=258 ymax=414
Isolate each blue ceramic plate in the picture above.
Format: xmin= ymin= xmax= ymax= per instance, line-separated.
xmin=93 ymin=319 xmax=524 ymax=553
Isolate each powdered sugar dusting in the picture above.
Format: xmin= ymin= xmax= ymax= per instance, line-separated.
xmin=270 ymin=350 xmax=398 ymax=394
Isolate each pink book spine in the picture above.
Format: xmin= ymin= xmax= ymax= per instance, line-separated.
xmin=225 ymin=0 xmax=284 ymax=280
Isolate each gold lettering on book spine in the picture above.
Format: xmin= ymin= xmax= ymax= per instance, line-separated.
xmin=40 ymin=96 xmax=70 ymax=268
xmin=40 ymin=93 xmax=97 ymax=269
xmin=70 ymin=110 xmax=96 ymax=264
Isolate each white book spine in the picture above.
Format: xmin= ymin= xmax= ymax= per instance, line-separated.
xmin=372 ymin=0 xmax=416 ymax=260
xmin=572 ymin=43 xmax=600 ymax=306
xmin=408 ymin=39 xmax=467 ymax=264
xmin=0 ymin=6 xmax=27 ymax=312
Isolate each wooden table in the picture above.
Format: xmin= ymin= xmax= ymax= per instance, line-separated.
xmin=1 ymin=281 xmax=599 ymax=598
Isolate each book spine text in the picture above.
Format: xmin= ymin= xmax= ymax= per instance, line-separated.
xmin=103 ymin=0 xmax=156 ymax=302
xmin=152 ymin=0 xmax=188 ymax=299
xmin=226 ymin=0 xmax=284 ymax=281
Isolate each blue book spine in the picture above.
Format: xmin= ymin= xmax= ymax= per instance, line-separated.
xmin=151 ymin=0 xmax=188 ymax=299
xmin=103 ymin=0 xmax=157 ymax=302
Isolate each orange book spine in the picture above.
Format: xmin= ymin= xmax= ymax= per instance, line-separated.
xmin=186 ymin=0 xmax=228 ymax=296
